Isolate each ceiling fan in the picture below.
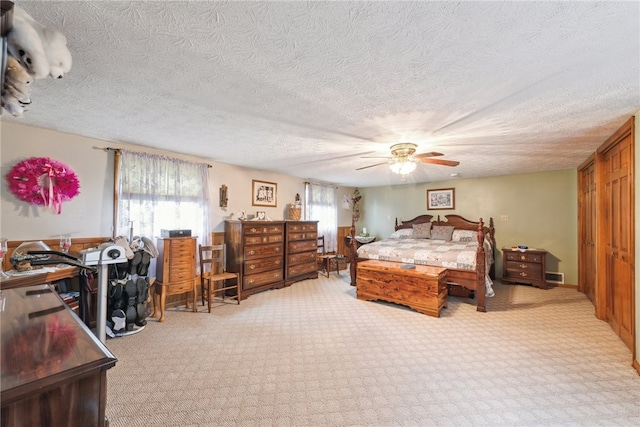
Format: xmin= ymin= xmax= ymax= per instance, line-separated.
xmin=356 ymin=143 xmax=460 ymax=175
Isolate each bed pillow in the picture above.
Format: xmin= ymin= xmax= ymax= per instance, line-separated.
xmin=389 ymin=228 xmax=414 ymax=239
xmin=412 ymin=223 xmax=431 ymax=239
xmin=451 ymin=229 xmax=478 ymax=242
xmin=430 ymin=225 xmax=455 ymax=241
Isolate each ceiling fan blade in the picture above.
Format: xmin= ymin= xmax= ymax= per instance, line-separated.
xmin=360 ymin=156 xmax=393 ymax=159
xmin=418 ymin=158 xmax=460 ymax=167
xmin=413 ymin=152 xmax=444 ymax=159
xmin=356 ymin=161 xmax=389 ymax=171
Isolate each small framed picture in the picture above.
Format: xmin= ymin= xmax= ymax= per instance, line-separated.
xmin=252 ymin=179 xmax=277 ymax=207
xmin=256 ymin=211 xmax=266 ymax=220
xmin=427 ymin=188 xmax=455 ymax=210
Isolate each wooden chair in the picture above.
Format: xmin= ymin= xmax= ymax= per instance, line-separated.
xmin=199 ymin=244 xmax=240 ymax=312
xmin=317 ymin=236 xmax=340 ymax=277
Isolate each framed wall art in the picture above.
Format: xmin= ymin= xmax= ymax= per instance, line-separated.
xmin=252 ymin=179 xmax=277 ymax=207
xmin=427 ymin=188 xmax=455 ymax=210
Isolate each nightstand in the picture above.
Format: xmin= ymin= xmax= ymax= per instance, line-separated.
xmin=502 ymin=248 xmax=548 ymax=289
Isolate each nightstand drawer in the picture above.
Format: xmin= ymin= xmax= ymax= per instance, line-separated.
xmin=504 ymin=252 xmax=543 ymax=263
xmin=504 ymin=267 xmax=543 ymax=280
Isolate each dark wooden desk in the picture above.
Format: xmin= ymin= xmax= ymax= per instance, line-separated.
xmin=0 ymin=267 xmax=80 ymax=290
xmin=1 ymin=284 xmax=117 ymax=426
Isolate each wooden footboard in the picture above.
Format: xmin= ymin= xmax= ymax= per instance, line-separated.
xmin=349 ymin=214 xmax=495 ymax=313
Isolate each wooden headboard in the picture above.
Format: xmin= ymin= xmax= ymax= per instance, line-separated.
xmin=394 ymin=214 xmax=495 ymax=248
xmin=394 ymin=215 xmax=433 ymax=230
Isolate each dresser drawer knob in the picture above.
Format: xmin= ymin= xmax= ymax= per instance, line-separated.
xmin=520 ymin=255 xmax=526 ymax=260
xmin=251 ymin=228 xmax=257 ymax=233
xmin=519 ymin=264 xmax=527 ymax=269
xmin=249 ymin=265 xmax=255 ymax=270
xmin=248 ymin=279 xmax=254 ymax=284
xmin=519 ymin=272 xmax=528 ymax=277
xmin=275 ymin=247 xmax=280 ymax=252
xmin=249 ymin=250 xmax=255 ymax=255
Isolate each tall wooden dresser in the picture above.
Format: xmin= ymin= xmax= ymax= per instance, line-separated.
xmin=225 ymin=220 xmax=285 ymax=300
xmin=285 ymin=221 xmax=318 ymax=285
xmin=152 ymin=236 xmax=198 ymax=322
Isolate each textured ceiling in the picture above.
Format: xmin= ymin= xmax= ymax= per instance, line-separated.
xmin=5 ymin=1 xmax=640 ymax=187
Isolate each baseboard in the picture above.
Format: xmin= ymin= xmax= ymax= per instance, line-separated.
xmin=633 ymin=359 xmax=640 ymax=376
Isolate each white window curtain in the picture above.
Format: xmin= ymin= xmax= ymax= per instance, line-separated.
xmin=115 ymin=150 xmax=211 ymax=245
xmin=305 ymin=182 xmax=337 ymax=252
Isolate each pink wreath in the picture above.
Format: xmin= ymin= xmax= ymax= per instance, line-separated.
xmin=6 ymin=157 xmax=80 ymax=214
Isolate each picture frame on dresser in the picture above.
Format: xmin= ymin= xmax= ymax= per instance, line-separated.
xmin=252 ymin=179 xmax=277 ymax=207
xmin=427 ymin=188 xmax=455 ymax=210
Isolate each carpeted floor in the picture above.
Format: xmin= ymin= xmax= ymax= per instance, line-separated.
xmin=104 ymin=275 xmax=640 ymax=426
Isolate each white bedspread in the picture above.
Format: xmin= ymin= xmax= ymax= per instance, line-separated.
xmin=357 ymin=238 xmax=495 ymax=297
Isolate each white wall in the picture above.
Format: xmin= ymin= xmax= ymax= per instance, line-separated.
xmin=0 ymin=122 xmax=353 ymax=240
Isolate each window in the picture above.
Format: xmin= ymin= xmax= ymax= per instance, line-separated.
xmin=115 ymin=150 xmax=211 ymax=244
xmin=305 ymin=182 xmax=337 ymax=252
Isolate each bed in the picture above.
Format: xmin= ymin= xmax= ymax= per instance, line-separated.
xmin=348 ymin=214 xmax=496 ymax=312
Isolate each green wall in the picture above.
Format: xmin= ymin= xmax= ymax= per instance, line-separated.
xmin=357 ymin=169 xmax=578 ymax=285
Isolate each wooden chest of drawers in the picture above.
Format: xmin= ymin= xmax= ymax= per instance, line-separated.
xmin=156 ymin=237 xmax=197 ymax=284
xmin=153 ymin=237 xmax=198 ymax=322
xmin=285 ymin=221 xmax=318 ymax=285
xmin=356 ymin=260 xmax=448 ymax=318
xmin=502 ymin=248 xmax=548 ymax=289
xmin=225 ymin=220 xmax=285 ymax=299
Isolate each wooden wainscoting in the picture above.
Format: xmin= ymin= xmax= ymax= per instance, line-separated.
xmin=2 ymin=237 xmax=112 ymax=273
xmin=337 ymin=226 xmax=351 ymax=257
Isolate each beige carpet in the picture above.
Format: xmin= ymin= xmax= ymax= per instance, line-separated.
xmin=104 ymin=275 xmax=640 ymax=426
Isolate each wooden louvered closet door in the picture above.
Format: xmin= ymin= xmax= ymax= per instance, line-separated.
xmin=597 ymin=117 xmax=634 ymax=351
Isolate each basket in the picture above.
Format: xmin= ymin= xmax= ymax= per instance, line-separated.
xmin=289 ymin=207 xmax=301 ymax=221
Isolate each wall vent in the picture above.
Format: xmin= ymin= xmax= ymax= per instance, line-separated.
xmin=545 ymin=271 xmax=565 ymax=284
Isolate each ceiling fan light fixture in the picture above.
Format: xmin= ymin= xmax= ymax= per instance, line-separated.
xmin=390 ymin=142 xmax=417 ymax=158
xmin=390 ymin=158 xmax=417 ymax=175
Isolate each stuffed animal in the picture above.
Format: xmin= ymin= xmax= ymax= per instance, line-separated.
xmin=7 ymin=7 xmax=50 ymax=79
xmin=4 ymin=56 xmax=32 ymax=102
xmin=39 ymin=26 xmax=72 ymax=79
xmin=2 ymin=56 xmax=33 ymax=117
xmin=7 ymin=6 xmax=72 ymax=79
